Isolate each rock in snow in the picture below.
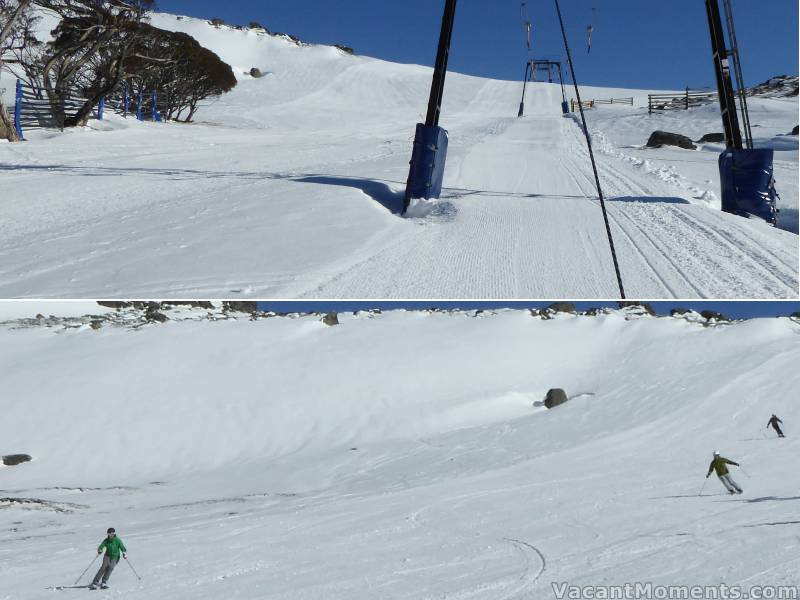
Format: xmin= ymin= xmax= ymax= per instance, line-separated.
xmin=544 ymin=388 xmax=569 ymax=409
xmin=646 ymin=130 xmax=697 ymax=150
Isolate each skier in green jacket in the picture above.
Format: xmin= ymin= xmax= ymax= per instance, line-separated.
xmin=89 ymin=528 xmax=127 ymax=590
xmin=706 ymin=451 xmax=742 ymax=495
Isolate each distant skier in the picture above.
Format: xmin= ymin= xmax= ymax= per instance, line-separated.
xmin=706 ymin=451 xmax=742 ymax=495
xmin=767 ymin=414 xmax=785 ymax=438
xmin=89 ymin=528 xmax=127 ymax=590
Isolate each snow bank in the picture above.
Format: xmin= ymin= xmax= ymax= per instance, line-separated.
xmin=2 ymin=309 xmax=797 ymax=489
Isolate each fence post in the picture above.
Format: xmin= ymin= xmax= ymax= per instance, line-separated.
xmin=685 ymin=86 xmax=689 ymax=110
xmin=123 ymin=86 xmax=129 ymax=118
xmin=14 ymin=79 xmax=24 ymax=140
xmin=98 ymin=96 xmax=105 ymax=120
xmin=136 ymin=91 xmax=143 ymax=121
xmin=151 ymin=90 xmax=161 ymax=122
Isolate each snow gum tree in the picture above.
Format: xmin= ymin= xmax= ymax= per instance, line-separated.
xmin=0 ymin=0 xmax=33 ymax=141
xmin=27 ymin=0 xmax=154 ymax=128
xmin=121 ymin=24 xmax=236 ymax=122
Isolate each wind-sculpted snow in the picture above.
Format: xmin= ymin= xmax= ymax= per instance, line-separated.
xmin=1 ymin=310 xmax=799 ymax=597
xmin=0 ymin=13 xmax=796 ymax=298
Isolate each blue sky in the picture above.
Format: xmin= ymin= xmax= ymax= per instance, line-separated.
xmin=154 ymin=0 xmax=798 ymax=89
xmin=255 ymin=301 xmax=800 ymax=320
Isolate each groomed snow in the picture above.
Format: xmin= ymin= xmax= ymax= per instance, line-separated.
xmin=1 ymin=309 xmax=799 ymax=598
xmin=0 ymin=13 xmax=797 ymax=298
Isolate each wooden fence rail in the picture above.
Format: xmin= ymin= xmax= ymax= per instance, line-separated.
xmin=570 ymin=97 xmax=634 ymax=111
xmin=648 ymin=88 xmax=718 ymax=114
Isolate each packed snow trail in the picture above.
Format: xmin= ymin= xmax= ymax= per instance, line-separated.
xmin=1 ymin=308 xmax=800 ymax=598
xmin=0 ymin=13 xmax=796 ymax=298
xmin=310 ymin=115 xmax=798 ymax=298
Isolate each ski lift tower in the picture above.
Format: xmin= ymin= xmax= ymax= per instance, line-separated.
xmin=518 ymin=59 xmax=569 ymax=117
xmin=404 ymin=0 xmax=457 ymax=212
xmin=705 ymin=0 xmax=778 ymax=225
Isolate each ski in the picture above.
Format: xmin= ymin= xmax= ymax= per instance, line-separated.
xmin=47 ymin=585 xmax=91 ymax=590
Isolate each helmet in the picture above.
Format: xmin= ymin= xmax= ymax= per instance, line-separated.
xmin=713 ymin=451 xmax=720 ymax=457
xmin=107 ymin=527 xmax=116 ymax=534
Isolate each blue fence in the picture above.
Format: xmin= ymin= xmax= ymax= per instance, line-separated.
xmin=12 ymin=80 xmax=163 ymax=139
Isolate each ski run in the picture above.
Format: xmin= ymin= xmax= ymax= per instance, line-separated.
xmin=1 ymin=305 xmax=799 ymax=598
xmin=0 ymin=12 xmax=797 ymax=299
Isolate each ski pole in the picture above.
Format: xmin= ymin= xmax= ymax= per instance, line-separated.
xmin=739 ymin=466 xmax=751 ymax=478
xmin=698 ymin=478 xmax=708 ymax=496
xmin=125 ymin=556 xmax=142 ymax=581
xmin=74 ymin=554 xmax=100 ymax=585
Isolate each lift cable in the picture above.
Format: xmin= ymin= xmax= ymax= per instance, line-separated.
xmin=554 ymin=0 xmax=626 ymax=299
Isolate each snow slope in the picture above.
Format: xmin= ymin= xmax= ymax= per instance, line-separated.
xmin=589 ymin=98 xmax=800 ymax=234
xmin=1 ymin=308 xmax=799 ymax=598
xmin=0 ymin=13 xmax=797 ymax=298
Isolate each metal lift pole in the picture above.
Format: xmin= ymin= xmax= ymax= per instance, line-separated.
xmin=705 ymin=0 xmax=743 ymax=149
xmin=425 ymin=0 xmax=458 ymax=128
xmin=519 ymin=61 xmax=533 ymax=117
xmin=403 ymin=0 xmax=458 ymax=209
xmin=722 ymin=0 xmax=753 ymax=148
xmin=556 ymin=63 xmax=567 ymax=105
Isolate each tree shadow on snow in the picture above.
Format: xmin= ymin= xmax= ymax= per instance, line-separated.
xmin=0 ymin=163 xmax=410 ymax=215
xmin=608 ymin=196 xmax=691 ymax=205
xmin=731 ymin=496 xmax=800 ymax=504
xmin=0 ymin=162 xmax=284 ymax=181
xmin=651 ymin=493 xmax=727 ymax=499
xmin=744 ymin=520 xmax=800 ymax=528
xmin=292 ymin=175 xmax=405 ymax=214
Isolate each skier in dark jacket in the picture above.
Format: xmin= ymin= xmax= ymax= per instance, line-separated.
xmin=706 ymin=451 xmax=742 ymax=494
xmin=767 ymin=414 xmax=785 ymax=438
xmin=89 ymin=528 xmax=127 ymax=590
